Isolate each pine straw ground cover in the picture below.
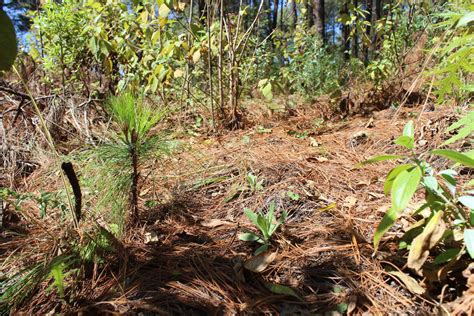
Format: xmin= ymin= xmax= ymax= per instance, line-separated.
xmin=1 ymin=105 xmax=472 ymax=314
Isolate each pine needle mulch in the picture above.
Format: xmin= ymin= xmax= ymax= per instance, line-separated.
xmin=3 ymin=104 xmax=471 ymax=314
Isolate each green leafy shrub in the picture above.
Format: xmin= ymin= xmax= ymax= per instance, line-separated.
xmin=239 ymin=201 xmax=287 ymax=255
xmin=29 ymin=0 xmax=91 ymax=89
xmin=362 ymin=118 xmax=474 ymax=275
xmin=431 ymin=2 xmax=474 ymax=103
xmin=285 ymin=33 xmax=342 ymax=99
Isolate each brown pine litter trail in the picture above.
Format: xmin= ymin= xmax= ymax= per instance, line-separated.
xmin=104 ymin=106 xmax=455 ymax=315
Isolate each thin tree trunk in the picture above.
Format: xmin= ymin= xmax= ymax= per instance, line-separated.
xmin=185 ymin=0 xmax=194 ymax=102
xmin=279 ymin=0 xmax=283 ymax=31
xmin=206 ymin=0 xmax=215 ymax=130
xmin=372 ymin=0 xmax=382 ymax=54
xmin=266 ymin=0 xmax=272 ymax=37
xmin=342 ymin=1 xmax=350 ymax=61
xmin=198 ymin=0 xmax=207 ymax=23
xmin=312 ymin=0 xmax=325 ymax=43
xmin=130 ymin=131 xmax=139 ymax=225
xmin=291 ymin=0 xmax=297 ymax=30
xmin=218 ymin=0 xmax=224 ymax=116
xmin=352 ymin=0 xmax=359 ymax=58
xmin=272 ymin=0 xmax=278 ymax=31
xmin=364 ymin=0 xmax=372 ymax=65
xmin=320 ymin=0 xmax=325 ymax=43
xmin=304 ymin=0 xmax=314 ymax=28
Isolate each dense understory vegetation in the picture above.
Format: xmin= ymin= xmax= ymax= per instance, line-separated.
xmin=0 ymin=0 xmax=473 ymax=314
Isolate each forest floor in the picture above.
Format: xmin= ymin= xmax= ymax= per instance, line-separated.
xmin=2 ymin=100 xmax=471 ymax=314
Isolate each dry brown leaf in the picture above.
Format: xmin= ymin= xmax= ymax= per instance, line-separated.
xmin=343 ymin=196 xmax=357 ymax=208
xmin=243 ymin=251 xmax=277 ymax=273
xmin=389 ymin=271 xmax=425 ymax=294
xmin=201 ymin=219 xmax=233 ymax=228
xmin=408 ymin=211 xmax=446 ymax=272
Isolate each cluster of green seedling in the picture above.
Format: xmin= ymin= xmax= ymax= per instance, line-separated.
xmin=239 ymin=201 xmax=288 ymax=255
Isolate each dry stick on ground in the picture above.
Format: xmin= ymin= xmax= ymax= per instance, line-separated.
xmin=61 ymin=162 xmax=82 ymax=223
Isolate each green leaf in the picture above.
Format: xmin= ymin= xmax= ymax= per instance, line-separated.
xmin=391 ymin=166 xmax=422 ymax=213
xmin=384 ymin=164 xmax=414 ymax=195
xmin=457 ymin=12 xmax=474 ymax=28
xmin=49 ymin=263 xmax=66 ymax=298
xmin=394 ymin=135 xmax=414 ymax=149
xmin=423 ymin=176 xmax=439 ymax=192
xmin=244 ymin=208 xmax=259 ymax=227
xmin=459 ymin=196 xmax=474 ymax=210
xmin=443 ymin=112 xmax=474 ymax=145
xmin=239 ymin=232 xmax=262 ymax=242
xmin=159 ymin=3 xmax=171 ymax=18
xmin=0 ymin=10 xmax=18 ymax=72
xmin=261 ymin=82 xmax=273 ymax=101
xmin=255 ymin=244 xmax=269 ymax=255
xmin=433 ymin=248 xmax=461 ymax=265
xmin=403 ymin=120 xmax=414 ymax=138
xmin=265 ymin=282 xmax=301 ymax=299
xmin=287 ymin=191 xmax=300 ymax=201
xmin=257 ymin=214 xmax=269 ymax=240
xmin=374 ymin=207 xmax=398 ymax=249
xmin=464 ymin=229 xmax=474 ymax=259
xmin=358 ymin=155 xmax=404 ymax=166
xmin=432 ymin=149 xmax=474 ymax=168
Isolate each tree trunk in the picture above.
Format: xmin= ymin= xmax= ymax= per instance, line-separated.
xmin=198 ymin=0 xmax=207 ymax=23
xmin=206 ymin=0 xmax=215 ymax=130
xmin=303 ymin=0 xmax=314 ymax=28
xmin=364 ymin=0 xmax=372 ymax=65
xmin=291 ymin=0 xmax=297 ymax=30
xmin=312 ymin=0 xmax=325 ymax=43
xmin=352 ymin=0 xmax=359 ymax=58
xmin=372 ymin=0 xmax=382 ymax=54
xmin=342 ymin=2 xmax=350 ymax=61
xmin=272 ymin=0 xmax=278 ymax=32
xmin=218 ymin=0 xmax=224 ymax=116
xmin=228 ymin=57 xmax=240 ymax=129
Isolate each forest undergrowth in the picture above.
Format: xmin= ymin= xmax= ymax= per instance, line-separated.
xmin=2 ymin=100 xmax=472 ymax=314
xmin=1 ymin=0 xmax=473 ymax=314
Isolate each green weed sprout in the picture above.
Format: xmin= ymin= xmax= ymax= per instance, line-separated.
xmin=239 ymin=201 xmax=287 ymax=255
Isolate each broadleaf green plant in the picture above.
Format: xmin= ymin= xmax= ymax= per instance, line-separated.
xmin=239 ymin=201 xmax=287 ymax=255
xmin=362 ymin=118 xmax=473 ymax=275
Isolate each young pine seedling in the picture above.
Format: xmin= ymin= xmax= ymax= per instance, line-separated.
xmin=239 ymin=201 xmax=288 ymax=255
